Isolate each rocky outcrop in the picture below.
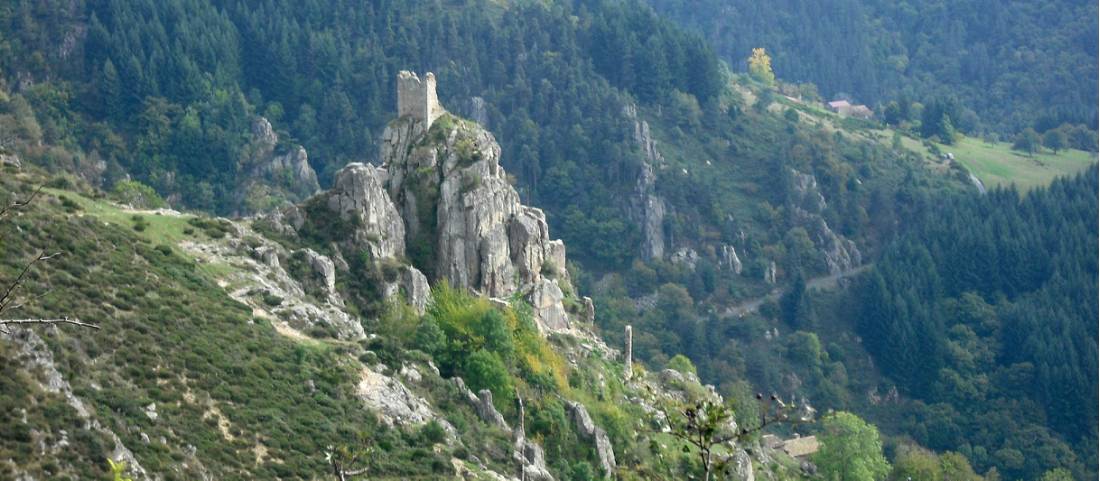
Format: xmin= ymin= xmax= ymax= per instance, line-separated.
xmin=453 ymin=378 xmax=509 ymax=430
xmin=294 ymin=248 xmax=340 ymax=305
xmin=764 ymin=260 xmax=778 ymax=285
xmin=323 ymin=162 xmax=407 ymax=259
xmin=181 ymin=224 xmax=366 ymax=340
xmin=516 ymin=440 xmax=555 ymax=481
xmin=0 ymin=152 xmax=21 ymax=168
xmin=383 ymin=265 xmax=431 ymax=314
xmin=720 ymin=244 xmax=743 ymax=274
xmin=788 ymin=169 xmax=862 ymax=275
xmin=528 ymin=278 xmax=569 ymax=332
xmin=280 ymin=72 xmax=578 ymax=334
xmin=3 ymin=328 xmax=152 ymax=481
xmin=565 ymin=401 xmax=617 ymax=478
xmin=380 ymin=82 xmax=578 ymax=333
xmin=357 ymin=366 xmax=439 ymax=427
xmin=732 ymin=449 xmax=755 ymax=481
xmin=671 ymin=247 xmax=699 ymax=270
xmin=237 ymin=117 xmax=321 ymax=213
xmin=625 ymin=104 xmax=667 ymax=261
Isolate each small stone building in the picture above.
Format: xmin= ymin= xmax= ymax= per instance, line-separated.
xmin=396 ymin=70 xmax=445 ymax=130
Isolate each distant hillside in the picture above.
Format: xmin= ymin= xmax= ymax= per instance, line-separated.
xmin=644 ymin=0 xmax=1099 ymax=137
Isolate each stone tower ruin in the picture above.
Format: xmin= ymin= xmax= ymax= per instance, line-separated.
xmin=397 ymin=70 xmax=444 ymax=130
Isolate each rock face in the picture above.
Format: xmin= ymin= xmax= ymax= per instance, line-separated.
xmin=625 ymin=104 xmax=667 ymax=261
xmin=237 ymin=117 xmax=321 ymax=213
xmin=357 ymin=367 xmax=438 ymax=427
xmin=324 ymin=162 xmax=407 ymax=259
xmin=279 ymin=71 xmax=577 ymax=332
xmin=565 ymin=401 xmax=617 ymax=479
xmin=453 ymin=378 xmax=509 ymax=430
xmin=0 ymin=152 xmax=21 ymax=168
xmin=294 ymin=248 xmax=340 ymax=305
xmin=788 ymin=169 xmax=862 ymax=275
xmin=379 ymin=75 xmax=578 ymax=333
xmin=732 ymin=449 xmax=755 ymax=481
xmin=392 ymin=266 xmax=431 ymax=315
xmin=720 ymin=244 xmax=743 ymax=274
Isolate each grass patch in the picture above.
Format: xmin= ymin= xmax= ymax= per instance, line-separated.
xmin=937 ymin=136 xmax=1097 ymax=191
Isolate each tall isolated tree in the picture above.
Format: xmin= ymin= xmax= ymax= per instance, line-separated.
xmin=748 ymin=48 xmax=776 ymax=86
xmin=813 ymin=412 xmax=890 ymax=481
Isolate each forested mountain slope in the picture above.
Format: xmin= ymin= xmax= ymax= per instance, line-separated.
xmin=0 ymin=1 xmax=1095 ymax=481
xmin=852 ymin=168 xmax=1098 ymax=481
xmin=644 ymin=0 xmax=1098 ymax=137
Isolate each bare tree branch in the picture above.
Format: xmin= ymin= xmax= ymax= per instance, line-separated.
xmin=0 ymin=184 xmax=44 ymax=219
xmin=0 ymin=251 xmax=60 ymax=316
xmin=0 ymin=187 xmax=99 ymax=331
xmin=0 ymin=317 xmax=100 ymax=329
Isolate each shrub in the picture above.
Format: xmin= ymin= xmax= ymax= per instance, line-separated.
xmin=111 ymin=180 xmax=167 ymax=209
xmin=463 ymin=349 xmax=512 ymax=408
xmin=667 ymin=354 xmax=697 ymax=375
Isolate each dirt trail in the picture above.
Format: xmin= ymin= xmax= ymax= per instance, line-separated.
xmin=721 ymin=264 xmax=871 ymax=318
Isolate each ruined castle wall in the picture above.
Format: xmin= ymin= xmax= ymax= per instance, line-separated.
xmin=397 ymin=70 xmax=443 ymax=129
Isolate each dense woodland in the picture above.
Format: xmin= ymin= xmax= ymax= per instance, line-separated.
xmin=645 ymin=0 xmax=1099 ymax=138
xmin=853 ymin=168 xmax=1098 ymax=481
xmin=0 ymin=1 xmax=1096 ymax=480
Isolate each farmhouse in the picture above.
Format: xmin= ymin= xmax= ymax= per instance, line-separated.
xmin=826 ymin=99 xmax=874 ymax=119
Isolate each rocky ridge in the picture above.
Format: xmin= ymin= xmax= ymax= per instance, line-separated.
xmin=268 ymin=75 xmax=582 ymax=334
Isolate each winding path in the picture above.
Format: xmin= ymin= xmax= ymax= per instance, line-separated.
xmin=720 ymin=264 xmax=872 ymax=318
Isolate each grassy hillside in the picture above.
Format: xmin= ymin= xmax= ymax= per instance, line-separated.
xmin=3 ymin=167 xmax=821 ymax=481
xmin=940 ymin=137 xmax=1097 ymax=191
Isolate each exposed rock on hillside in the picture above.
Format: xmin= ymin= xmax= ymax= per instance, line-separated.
xmin=273 ymin=72 xmax=579 ymax=333
xmin=3 ymin=329 xmax=152 ymax=481
xmin=720 ymin=244 xmax=743 ymax=274
xmin=321 ymin=162 xmax=407 ymax=259
xmin=379 ymin=76 xmax=578 ymax=332
xmin=180 ymin=224 xmax=366 ymax=340
xmin=237 ymin=117 xmax=321 ymax=213
xmin=789 ymin=169 xmax=862 ymax=275
xmin=625 ymin=104 xmax=667 ymax=261
xmin=565 ymin=401 xmax=617 ymax=478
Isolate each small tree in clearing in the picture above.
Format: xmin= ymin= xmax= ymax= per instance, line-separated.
xmin=748 ymin=48 xmax=776 ymax=86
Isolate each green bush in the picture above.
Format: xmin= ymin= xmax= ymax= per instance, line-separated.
xmin=111 ymin=180 xmax=167 ymax=209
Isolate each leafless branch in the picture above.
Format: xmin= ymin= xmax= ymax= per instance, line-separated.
xmin=0 ymin=317 xmax=100 ymax=329
xmin=0 ymin=188 xmax=99 ymax=331
xmin=0 ymin=184 xmax=43 ymax=219
xmin=0 ymin=251 xmax=60 ymax=316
